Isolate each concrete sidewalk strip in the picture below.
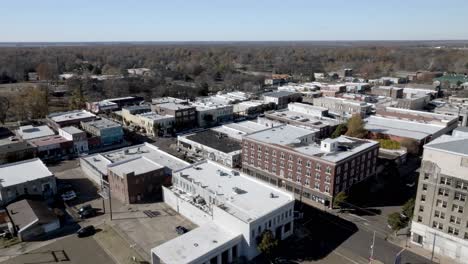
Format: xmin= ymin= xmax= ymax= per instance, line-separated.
xmin=94 ymin=224 xmax=146 ymax=264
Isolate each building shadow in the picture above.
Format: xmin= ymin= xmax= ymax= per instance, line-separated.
xmin=276 ymin=204 xmax=358 ymax=261
xmin=60 ymin=178 xmax=101 ymax=206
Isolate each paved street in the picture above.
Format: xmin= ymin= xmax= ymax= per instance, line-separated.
xmin=1 ymin=235 xmax=115 ymax=264
xmin=288 ymin=206 xmax=434 ymax=264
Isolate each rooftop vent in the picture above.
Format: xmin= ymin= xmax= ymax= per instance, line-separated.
xmin=232 ymin=187 xmax=246 ymax=194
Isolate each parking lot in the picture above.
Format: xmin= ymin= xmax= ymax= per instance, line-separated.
xmin=1 ymin=234 xmax=115 ymax=264
xmin=52 ymin=160 xmax=197 ymax=262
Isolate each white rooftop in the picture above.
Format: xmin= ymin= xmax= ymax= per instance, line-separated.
xmin=48 ymin=110 xmax=96 ymax=123
xmin=294 ymin=136 xmax=379 ymax=162
xmin=266 ymin=110 xmax=341 ymax=128
xmin=245 ymin=125 xmax=317 ymax=146
xmin=211 ymin=121 xmax=269 ymax=140
xmin=152 ymin=224 xmax=240 ymax=264
xmin=137 ymin=112 xmax=174 ymax=121
xmin=108 ymin=157 xmax=163 ymax=177
xmin=17 ymin=125 xmax=55 ymax=140
xmin=0 ymin=159 xmax=53 ymax=187
xmin=365 ymin=115 xmax=443 ymax=141
xmin=175 ymin=161 xmax=293 ymax=222
xmin=82 ymin=143 xmax=189 ymax=175
xmin=83 ymin=118 xmax=121 ymax=129
xmin=157 ymin=102 xmax=193 ymax=111
xmin=60 ymin=126 xmax=84 ymax=134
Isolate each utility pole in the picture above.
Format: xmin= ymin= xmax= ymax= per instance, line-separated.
xmin=369 ymin=231 xmax=376 ymax=263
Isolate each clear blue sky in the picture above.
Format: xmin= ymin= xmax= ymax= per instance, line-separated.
xmin=3 ymin=0 xmax=468 ymax=42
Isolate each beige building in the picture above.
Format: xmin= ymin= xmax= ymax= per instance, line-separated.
xmin=411 ymin=133 xmax=468 ymax=262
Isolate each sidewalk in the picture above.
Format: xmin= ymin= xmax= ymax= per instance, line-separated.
xmin=387 ymin=234 xmax=456 ymax=264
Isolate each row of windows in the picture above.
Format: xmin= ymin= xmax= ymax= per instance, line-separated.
xmin=251 ymin=209 xmax=293 ymax=239
xmin=421 ymin=188 xmax=467 ymax=202
xmin=244 ymin=142 xmax=377 ymax=174
xmin=422 ymin=200 xmax=465 ymax=214
xmin=417 ymin=216 xmax=468 ymax=240
xmin=423 ymin=175 xmax=468 ymax=192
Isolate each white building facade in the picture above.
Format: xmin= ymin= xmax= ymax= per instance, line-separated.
xmin=152 ymin=161 xmax=295 ymax=264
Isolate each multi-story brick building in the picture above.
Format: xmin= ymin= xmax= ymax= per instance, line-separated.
xmin=242 ymin=125 xmax=379 ymax=208
xmin=411 ymin=133 xmax=468 ymax=262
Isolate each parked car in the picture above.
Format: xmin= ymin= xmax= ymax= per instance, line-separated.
xmin=79 ymin=207 xmax=96 ymax=219
xmin=78 ymin=204 xmax=92 ymax=214
xmin=77 ymin=225 xmax=95 ymax=237
xmin=175 ymin=226 xmax=188 ymax=235
xmin=61 ymin=191 xmax=77 ymax=201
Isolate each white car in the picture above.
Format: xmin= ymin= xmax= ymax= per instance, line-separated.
xmin=61 ymin=191 xmax=77 ymax=201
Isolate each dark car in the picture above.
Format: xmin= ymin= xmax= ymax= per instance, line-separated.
xmin=77 ymin=225 xmax=96 ymax=237
xmin=175 ymin=226 xmax=188 ymax=235
xmin=78 ymin=204 xmax=93 ymax=214
xmin=79 ymin=208 xmax=96 ymax=219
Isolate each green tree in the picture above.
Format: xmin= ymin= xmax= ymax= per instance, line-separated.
xmin=257 ymin=230 xmax=278 ymax=259
xmin=333 ymin=191 xmax=348 ymax=209
xmin=345 ymin=115 xmax=368 ymax=138
xmin=387 ymin=212 xmax=405 ymax=231
xmin=331 ymin=124 xmax=348 ymax=138
xmin=401 ymin=198 xmax=415 ymax=219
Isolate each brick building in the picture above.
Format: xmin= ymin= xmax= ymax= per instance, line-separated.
xmin=242 ymin=126 xmax=379 ymax=208
xmin=151 ymin=102 xmax=197 ymax=130
xmin=107 ymin=157 xmax=168 ymax=203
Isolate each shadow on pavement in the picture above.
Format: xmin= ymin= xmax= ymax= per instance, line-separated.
xmin=277 ymin=204 xmax=359 ymax=262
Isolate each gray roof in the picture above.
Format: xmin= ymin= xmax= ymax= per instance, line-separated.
xmin=263 ymin=91 xmax=300 ymax=98
xmin=17 ymin=125 xmax=55 ymax=140
xmin=7 ymin=199 xmax=57 ymax=231
xmin=244 ymin=125 xmax=317 ymax=145
xmin=185 ymin=129 xmax=242 ymax=153
xmin=60 ymin=126 xmax=84 ymax=134
xmin=425 ymin=135 xmax=468 ymax=156
xmin=0 ymin=159 xmax=53 ymax=188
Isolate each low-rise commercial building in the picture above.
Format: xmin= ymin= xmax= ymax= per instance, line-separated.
xmin=80 ymin=143 xmax=189 ymax=186
xmin=58 ymin=126 xmax=88 ymax=154
xmin=191 ymin=101 xmax=233 ymax=128
xmin=108 ymin=157 xmax=168 ymax=203
xmin=312 ymin=96 xmax=372 ymax=118
xmin=29 ymin=135 xmax=74 ymax=161
xmin=136 ymin=112 xmax=175 ymax=136
xmin=6 ymin=199 xmax=60 ymax=241
xmin=233 ymin=100 xmax=275 ymax=118
xmin=47 ymin=110 xmax=97 ymax=130
xmin=365 ymin=108 xmax=459 ymax=146
xmin=178 ymin=129 xmax=242 ymax=168
xmin=242 ymin=126 xmax=379 ymax=208
xmin=411 ymin=133 xmax=468 ymax=262
xmin=151 ymin=102 xmax=197 ymax=130
xmin=81 ymin=118 xmax=124 ymax=146
xmin=371 ymin=86 xmax=403 ymax=99
xmin=260 ymin=103 xmax=341 ymax=138
xmin=263 ymin=91 xmax=302 ymax=109
xmin=211 ymin=121 xmax=270 ymax=141
xmin=0 ymin=159 xmax=56 ymax=205
xmin=17 ymin=125 xmax=55 ymax=141
xmin=0 ymin=129 xmax=37 ymax=165
xmin=152 ymin=160 xmax=295 ymax=263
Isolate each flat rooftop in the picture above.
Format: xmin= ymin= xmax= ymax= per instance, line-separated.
xmin=244 ymin=125 xmax=317 ymax=146
xmin=365 ymin=115 xmax=443 ymax=141
xmin=152 ymin=224 xmax=241 ymax=264
xmin=152 ymin=97 xmax=188 ymax=105
xmin=184 ymin=129 xmax=242 ymax=153
xmin=137 ymin=112 xmax=174 ymax=121
xmin=108 ymin=157 xmax=163 ymax=177
xmin=60 ymin=126 xmax=84 ymax=134
xmin=211 ymin=121 xmax=269 ymax=140
xmin=157 ymin=102 xmax=194 ymax=111
xmin=48 ymin=110 xmax=96 ymax=123
xmin=266 ymin=110 xmax=341 ymax=128
xmin=29 ymin=135 xmax=71 ymax=147
xmin=0 ymin=159 xmax=53 ymax=187
xmin=82 ymin=118 xmax=121 ymax=129
xmin=294 ymin=136 xmax=379 ymax=163
xmin=263 ymin=91 xmax=300 ymax=98
xmin=17 ymin=125 xmax=55 ymax=140
xmin=175 ymin=161 xmax=293 ymax=222
xmin=82 ymin=143 xmax=189 ymax=175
